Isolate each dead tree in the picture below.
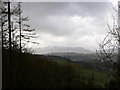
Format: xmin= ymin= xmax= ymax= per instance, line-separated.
xmin=97 ymin=1 xmax=120 ymax=88
xmin=1 ymin=2 xmax=39 ymax=88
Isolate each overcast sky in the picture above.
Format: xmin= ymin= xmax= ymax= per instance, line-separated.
xmin=21 ymin=2 xmax=117 ymax=51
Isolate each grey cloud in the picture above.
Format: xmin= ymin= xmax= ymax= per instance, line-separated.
xmin=22 ymin=2 xmax=111 ymax=17
xmin=28 ymin=15 xmax=107 ymax=37
xmin=21 ymin=2 xmax=113 ymax=50
xmin=66 ymin=2 xmax=111 ymax=17
xmin=30 ymin=16 xmax=77 ymax=36
xmin=22 ymin=2 xmax=69 ymax=16
xmin=22 ymin=2 xmax=111 ymax=36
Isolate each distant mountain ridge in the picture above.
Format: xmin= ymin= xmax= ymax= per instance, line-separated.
xmin=36 ymin=46 xmax=94 ymax=54
xmin=46 ymin=52 xmax=98 ymax=61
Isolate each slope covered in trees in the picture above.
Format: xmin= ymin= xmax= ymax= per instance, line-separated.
xmin=3 ymin=48 xmax=115 ymax=88
xmin=2 ymin=48 xmax=86 ymax=88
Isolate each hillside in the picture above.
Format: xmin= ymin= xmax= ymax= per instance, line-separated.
xmin=3 ymin=49 xmax=115 ymax=88
xmin=46 ymin=52 xmax=98 ymax=61
xmin=37 ymin=54 xmax=113 ymax=72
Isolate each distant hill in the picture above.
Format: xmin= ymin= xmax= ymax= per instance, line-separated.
xmin=35 ymin=54 xmax=70 ymax=61
xmin=35 ymin=54 xmax=113 ymax=72
xmin=36 ymin=46 xmax=94 ymax=54
xmin=46 ymin=52 xmax=98 ymax=61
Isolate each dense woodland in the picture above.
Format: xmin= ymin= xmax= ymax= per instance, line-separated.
xmin=1 ymin=1 xmax=120 ymax=89
xmin=2 ymin=48 xmax=117 ymax=88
